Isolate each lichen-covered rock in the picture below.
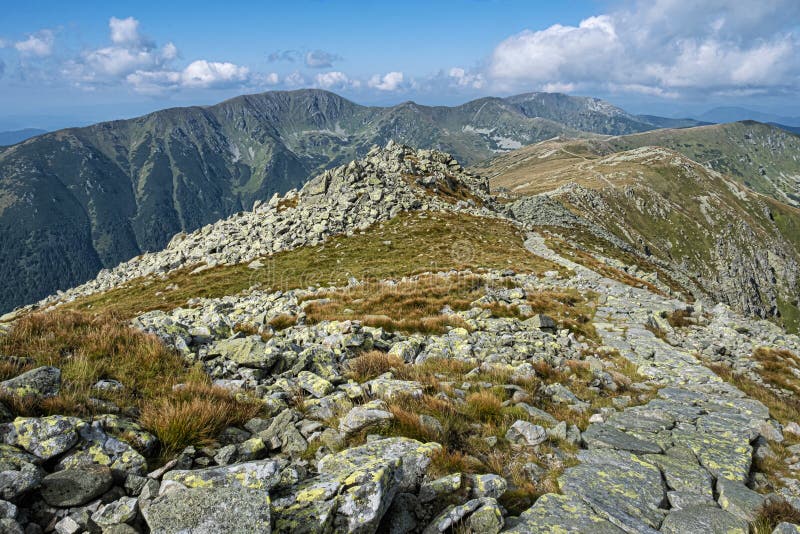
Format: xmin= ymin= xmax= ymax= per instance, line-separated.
xmin=582 ymin=423 xmax=663 ymax=454
xmin=39 ymin=466 xmax=113 ymax=507
xmin=672 ymin=430 xmax=752 ymax=482
xmin=207 ymin=335 xmax=277 ymax=369
xmin=91 ymin=496 xmax=138 ymax=526
xmin=716 ymin=478 xmax=766 ymax=522
xmin=0 ymin=367 xmax=61 ymax=398
xmin=423 ymin=497 xmax=502 ymax=534
xmin=365 ymin=377 xmax=423 ymax=400
xmin=643 ymin=452 xmax=713 ymax=497
xmin=142 ymin=485 xmax=271 ymax=533
xmin=558 ymin=449 xmax=666 ymax=530
xmin=0 ymin=445 xmax=43 ymax=500
xmin=469 ymin=474 xmax=507 ymax=499
xmin=419 ymin=473 xmax=462 ymax=503
xmin=338 ymin=400 xmax=394 ymax=435
xmin=660 ymin=505 xmax=747 ymax=534
xmin=3 ymin=416 xmax=83 ymax=460
xmin=505 ymin=493 xmax=625 ymax=533
xmin=296 ymin=371 xmax=334 ymax=398
xmin=162 ymin=458 xmax=286 ymax=491
xmin=505 ymin=421 xmax=547 ymax=447
xmin=55 ymin=421 xmax=148 ymax=477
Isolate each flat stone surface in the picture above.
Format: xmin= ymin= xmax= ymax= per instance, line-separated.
xmin=504 ymin=493 xmax=625 ymax=533
xmin=581 ymin=423 xmax=663 ymax=454
xmin=660 ymin=505 xmax=747 ymax=534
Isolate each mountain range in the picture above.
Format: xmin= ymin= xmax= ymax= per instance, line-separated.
xmin=0 ymin=89 xmax=706 ymax=313
xmin=1 ymin=89 xmax=797 ymax=315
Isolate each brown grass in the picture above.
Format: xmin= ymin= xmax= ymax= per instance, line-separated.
xmin=63 ymin=211 xmax=564 ymax=319
xmin=752 ymin=347 xmax=800 ymax=396
xmin=345 ymin=351 xmax=405 ymax=383
xmin=139 ymin=383 xmax=261 ymax=454
xmin=526 ymin=289 xmax=599 ymax=341
xmin=268 ymin=313 xmax=298 ymax=331
xmin=706 ymin=361 xmax=800 ymax=425
xmin=750 ymin=499 xmax=800 ymax=534
xmin=303 ymin=275 xmax=482 ymax=334
xmin=0 ymin=310 xmax=262 ymax=456
xmin=667 ymin=309 xmax=693 ymax=328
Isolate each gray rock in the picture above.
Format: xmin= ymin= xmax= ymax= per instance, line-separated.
xmin=40 ymin=466 xmax=113 ymax=507
xmin=91 ymin=496 xmax=138 ymax=526
xmin=0 ymin=446 xmax=43 ymax=500
xmin=207 ymin=336 xmax=277 ymax=369
xmin=774 ymin=523 xmax=800 ymax=533
xmin=338 ymin=400 xmax=394 ymax=435
xmin=582 ymin=423 xmax=663 ymax=454
xmin=666 ymin=491 xmax=716 ymax=510
xmin=505 ymin=493 xmax=624 ymax=533
xmin=716 ymin=478 xmax=766 ymax=522
xmin=419 ymin=473 xmax=461 ymax=503
xmin=505 ymin=420 xmax=547 ymax=447
xmin=0 ymin=518 xmax=23 ymax=534
xmin=3 ymin=415 xmax=83 ymax=460
xmin=0 ymin=366 xmax=60 ymax=398
xmin=142 ymin=485 xmax=271 ymax=533
xmin=528 ymin=314 xmax=556 ymax=332
xmin=559 ymin=450 xmax=666 ymax=530
xmin=660 ymin=505 xmax=747 ymax=534
xmin=469 ymin=473 xmax=507 ymax=499
xmin=162 ymin=459 xmax=286 ymax=491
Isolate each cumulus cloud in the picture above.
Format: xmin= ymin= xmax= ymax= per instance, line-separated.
xmin=368 ymin=71 xmax=405 ymax=91
xmin=305 ymin=50 xmax=341 ymax=69
xmin=284 ymin=71 xmax=306 ymax=87
xmin=314 ymin=71 xmax=360 ymax=90
xmin=14 ymin=29 xmax=55 ymax=57
xmin=62 ymin=16 xmax=253 ymax=95
xmin=488 ymin=0 xmax=800 ymax=97
xmin=447 ymin=67 xmax=485 ymax=89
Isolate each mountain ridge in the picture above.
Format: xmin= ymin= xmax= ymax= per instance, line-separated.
xmin=0 ymin=89 xmax=703 ymax=313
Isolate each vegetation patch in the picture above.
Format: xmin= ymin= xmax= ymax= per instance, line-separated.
xmin=0 ymin=310 xmax=260 ymax=456
xmin=65 ymin=211 xmax=564 ymax=318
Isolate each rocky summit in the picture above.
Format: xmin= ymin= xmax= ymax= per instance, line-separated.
xmin=1 ymin=142 xmax=800 ymax=533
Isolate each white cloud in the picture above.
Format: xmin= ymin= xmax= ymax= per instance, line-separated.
xmin=368 ymin=71 xmax=404 ymax=91
xmin=448 ymin=67 xmax=485 ymax=89
xmin=14 ymin=29 xmax=55 ymax=57
xmin=181 ymin=60 xmax=249 ymax=88
xmin=109 ymin=16 xmax=144 ymax=46
xmin=488 ymin=0 xmax=800 ymax=97
xmin=314 ymin=71 xmax=360 ymax=89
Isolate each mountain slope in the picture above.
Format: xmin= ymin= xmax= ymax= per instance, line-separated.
xmin=481 ymin=139 xmax=800 ymax=331
xmin=0 ymin=89 xmax=679 ymax=313
xmin=606 ymin=121 xmax=800 ymax=206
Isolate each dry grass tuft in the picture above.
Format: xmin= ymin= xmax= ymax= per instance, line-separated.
xmin=0 ymin=310 xmax=263 ymax=456
xmin=302 ymin=275 xmax=481 ymax=335
xmin=140 ymin=383 xmax=261 ymax=455
xmin=345 ymin=351 xmax=405 ymax=383
xmin=268 ymin=313 xmax=298 ymax=331
xmin=750 ymin=499 xmax=800 ymax=534
xmin=667 ymin=309 xmax=693 ymax=328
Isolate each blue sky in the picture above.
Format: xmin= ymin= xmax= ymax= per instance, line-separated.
xmin=1 ymin=0 xmax=799 ymax=130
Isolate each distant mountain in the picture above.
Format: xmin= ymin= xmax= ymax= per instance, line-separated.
xmin=0 ymin=89 xmax=712 ymax=313
xmin=769 ymin=123 xmax=800 ymax=135
xmin=0 ymin=128 xmax=47 ymax=146
xmin=606 ymin=121 xmax=800 ymax=206
xmin=696 ymin=107 xmax=800 ymax=127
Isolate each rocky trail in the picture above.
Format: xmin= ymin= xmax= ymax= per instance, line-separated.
xmin=0 ymin=144 xmax=799 ymax=533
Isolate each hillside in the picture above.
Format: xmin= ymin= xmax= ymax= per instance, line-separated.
xmin=480 ymin=139 xmax=800 ymax=332
xmin=606 ymin=122 xmax=800 ymax=206
xmin=0 ymin=89 xmax=699 ymax=314
xmin=1 ymin=144 xmax=799 ymax=533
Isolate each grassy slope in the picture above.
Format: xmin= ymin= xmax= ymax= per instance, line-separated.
xmin=65 ymin=211 xmax=565 ymax=318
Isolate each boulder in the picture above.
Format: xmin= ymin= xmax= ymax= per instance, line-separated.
xmin=40 ymin=466 xmax=113 ymax=507
xmin=0 ymin=366 xmax=61 ymax=398
xmin=142 ymin=485 xmax=271 ymax=533
xmin=505 ymin=421 xmax=547 ymax=447
xmin=3 ymin=416 xmax=83 ymax=460
xmin=338 ymin=400 xmax=394 ymax=435
xmin=660 ymin=505 xmax=747 ymax=534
